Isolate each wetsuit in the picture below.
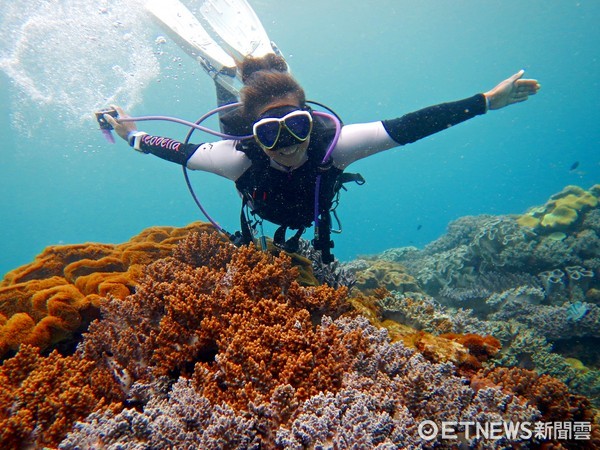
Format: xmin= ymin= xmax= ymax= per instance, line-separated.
xmin=129 ymin=94 xmax=487 ymax=178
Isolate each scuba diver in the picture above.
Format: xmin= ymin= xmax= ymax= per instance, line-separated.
xmin=103 ymin=0 xmax=540 ymax=264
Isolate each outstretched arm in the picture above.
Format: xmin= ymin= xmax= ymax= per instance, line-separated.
xmin=484 ymin=70 xmax=540 ymax=110
xmin=332 ymin=70 xmax=541 ymax=169
xmin=104 ymin=105 xmax=250 ymax=180
xmin=381 ymin=70 xmax=541 ymax=145
xmin=104 ymin=105 xmax=198 ymax=165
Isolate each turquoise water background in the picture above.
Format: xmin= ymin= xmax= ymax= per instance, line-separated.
xmin=1 ymin=0 xmax=598 ymax=278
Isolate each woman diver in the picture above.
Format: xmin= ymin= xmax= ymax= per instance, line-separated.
xmin=105 ymin=54 xmax=540 ymax=263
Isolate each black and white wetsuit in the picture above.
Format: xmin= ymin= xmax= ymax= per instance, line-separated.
xmin=129 ymin=94 xmax=487 ymax=180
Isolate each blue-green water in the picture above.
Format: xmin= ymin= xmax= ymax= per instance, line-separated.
xmin=1 ymin=0 xmax=598 ymax=278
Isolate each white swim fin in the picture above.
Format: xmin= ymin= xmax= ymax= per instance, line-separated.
xmin=145 ymin=0 xmax=240 ymax=95
xmin=198 ymin=0 xmax=287 ymax=66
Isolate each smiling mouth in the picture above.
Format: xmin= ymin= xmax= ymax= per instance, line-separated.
xmin=277 ymin=145 xmax=300 ymax=156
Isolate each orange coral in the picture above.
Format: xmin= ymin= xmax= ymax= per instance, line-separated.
xmin=83 ymin=232 xmax=359 ymax=411
xmin=0 ymin=345 xmax=119 ymax=449
xmin=410 ymin=329 xmax=479 ymax=369
xmin=440 ymin=333 xmax=501 ymax=362
xmin=0 ymin=222 xmax=216 ymax=360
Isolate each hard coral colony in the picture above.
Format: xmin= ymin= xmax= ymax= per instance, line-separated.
xmin=0 ymin=185 xmax=599 ymax=449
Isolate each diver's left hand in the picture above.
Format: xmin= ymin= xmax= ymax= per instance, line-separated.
xmin=484 ymin=70 xmax=540 ymax=110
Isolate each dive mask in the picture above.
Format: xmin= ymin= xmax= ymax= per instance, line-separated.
xmin=253 ymin=106 xmax=313 ymax=151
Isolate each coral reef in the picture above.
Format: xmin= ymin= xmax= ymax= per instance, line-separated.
xmin=0 ymin=344 xmax=120 ymax=449
xmin=59 ymin=378 xmax=262 ymax=449
xmin=376 ymin=185 xmax=600 ymax=405
xmin=470 ymin=367 xmax=600 ymax=450
xmin=0 ymin=221 xmax=354 ymax=364
xmin=472 ymin=367 xmax=594 ymax=423
xmin=380 ymin=290 xmax=600 ymax=408
xmin=62 ymin=317 xmax=546 ymax=449
xmin=1 ymin=185 xmax=599 ymax=448
xmin=81 ymin=232 xmax=353 ymax=411
xmin=1 ymin=230 xmax=355 ymax=448
xmin=0 ymin=222 xmax=217 ymax=360
xmin=344 ymin=258 xmax=422 ymax=295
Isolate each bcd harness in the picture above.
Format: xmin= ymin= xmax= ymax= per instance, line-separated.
xmin=233 ymin=113 xmax=364 ymax=264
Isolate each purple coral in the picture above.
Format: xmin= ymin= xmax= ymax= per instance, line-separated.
xmin=275 ymin=388 xmax=418 ymax=449
xmin=60 ymin=378 xmax=260 ymax=449
xmin=277 ymin=317 xmax=539 ymax=449
xmin=60 ymin=316 xmax=543 ymax=449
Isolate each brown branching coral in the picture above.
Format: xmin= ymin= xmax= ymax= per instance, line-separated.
xmin=0 ymin=222 xmax=216 ymax=360
xmin=82 ymin=232 xmax=357 ymax=411
xmin=472 ymin=367 xmax=595 ymax=423
xmin=0 ymin=345 xmax=119 ymax=449
xmin=172 ymin=228 xmax=234 ymax=268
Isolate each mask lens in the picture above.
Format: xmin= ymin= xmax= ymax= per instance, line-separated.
xmin=284 ymin=112 xmax=312 ymax=140
xmin=255 ymin=120 xmax=282 ymax=149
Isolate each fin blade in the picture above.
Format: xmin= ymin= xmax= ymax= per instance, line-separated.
xmin=145 ymin=0 xmax=237 ymax=74
xmin=198 ymin=0 xmax=276 ymax=62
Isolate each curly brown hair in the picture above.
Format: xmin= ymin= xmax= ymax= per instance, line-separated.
xmin=239 ymin=55 xmax=305 ymax=120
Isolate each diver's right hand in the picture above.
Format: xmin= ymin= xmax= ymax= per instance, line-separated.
xmin=104 ymin=105 xmax=137 ymax=141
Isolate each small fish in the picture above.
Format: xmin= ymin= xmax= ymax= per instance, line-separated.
xmin=569 ymin=161 xmax=580 ymax=171
xmin=566 ymin=301 xmax=589 ymax=321
xmin=416 ymin=224 xmax=422 ymax=231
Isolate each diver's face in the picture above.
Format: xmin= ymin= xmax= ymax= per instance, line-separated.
xmin=254 ymin=101 xmax=312 ymax=168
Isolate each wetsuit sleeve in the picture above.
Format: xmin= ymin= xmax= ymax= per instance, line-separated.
xmin=331 ymin=94 xmax=487 ymax=169
xmin=186 ymin=140 xmax=252 ymax=181
xmin=132 ymin=133 xmax=251 ymax=181
xmin=135 ymin=134 xmax=199 ymax=166
xmin=382 ymin=94 xmax=487 ymax=145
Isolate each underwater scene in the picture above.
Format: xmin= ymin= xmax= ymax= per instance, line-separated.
xmin=1 ymin=0 xmax=599 ymax=448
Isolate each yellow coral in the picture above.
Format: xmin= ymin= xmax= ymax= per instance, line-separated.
xmin=517 ymin=185 xmax=599 ymax=232
xmin=554 ymin=192 xmax=598 ymax=210
xmin=547 ymin=232 xmax=567 ymax=241
xmin=352 ymin=260 xmax=421 ymax=295
xmin=540 ymin=205 xmax=578 ymax=228
xmin=516 ymin=214 xmax=540 ymax=228
xmin=565 ymin=357 xmax=589 ymax=373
